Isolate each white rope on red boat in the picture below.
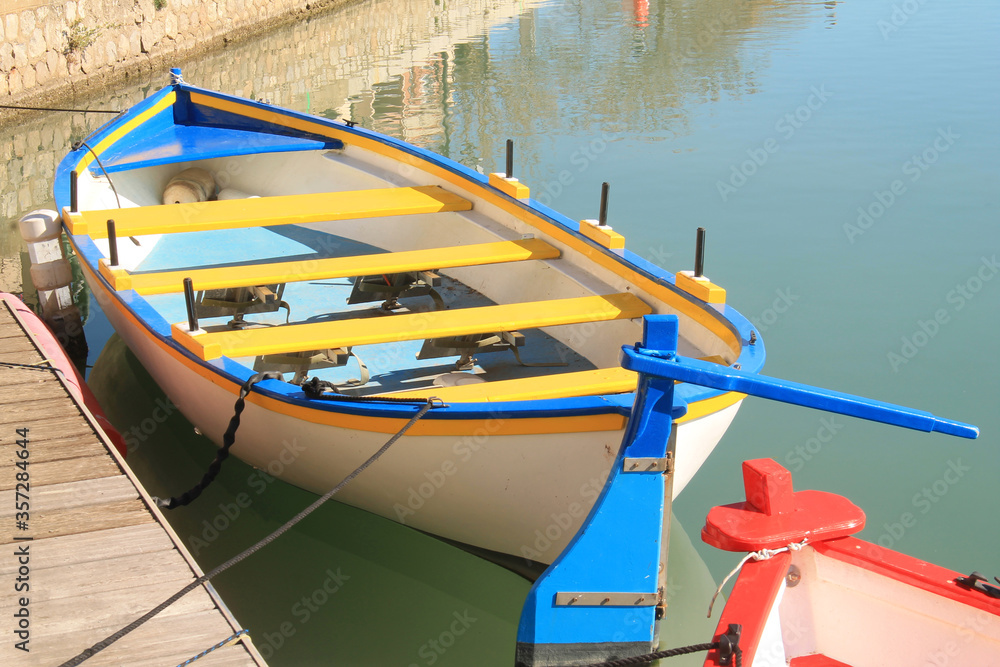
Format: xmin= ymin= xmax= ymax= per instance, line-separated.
xmin=707 ymin=539 xmax=809 ymax=618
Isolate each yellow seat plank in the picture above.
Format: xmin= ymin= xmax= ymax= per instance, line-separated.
xmin=171 ymin=293 xmax=651 ymax=361
xmin=102 ymin=238 xmax=560 ymax=294
xmin=63 ymin=185 xmax=472 ymax=238
xmin=383 ymin=367 xmax=639 ymax=402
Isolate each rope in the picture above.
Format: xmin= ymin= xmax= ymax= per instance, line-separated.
xmin=0 ymin=103 xmax=122 ymax=114
xmin=72 ymin=139 xmax=122 ymax=210
xmin=175 ymin=629 xmax=249 ymax=666
xmin=707 ymin=539 xmax=808 ymax=617
xmin=572 ymin=640 xmax=741 ymax=666
xmin=57 ymin=397 xmax=437 ymax=666
xmin=154 ymin=372 xmax=282 ymax=509
xmin=0 ymin=359 xmax=64 ymax=376
xmin=300 ymin=376 xmax=448 ymax=405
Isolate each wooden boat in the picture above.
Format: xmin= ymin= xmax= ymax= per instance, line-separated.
xmin=514 ymin=315 xmax=980 ymax=666
xmin=53 ymin=69 xmax=762 ymax=560
xmin=700 ymin=457 xmax=1000 ymax=667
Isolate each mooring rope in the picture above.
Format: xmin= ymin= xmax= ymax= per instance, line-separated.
xmin=300 ymin=376 xmax=448 ymax=405
xmin=707 ymin=539 xmax=808 ymax=618
xmin=71 ymin=138 xmax=122 ymax=209
xmin=175 ymin=629 xmax=250 ymax=666
xmin=154 ymin=372 xmax=282 ymax=510
xmin=0 ymin=359 xmax=64 ymax=376
xmin=0 ymin=103 xmax=122 ymax=114
xmin=58 ymin=396 xmax=437 ymax=666
xmin=572 ymin=638 xmax=742 ymax=667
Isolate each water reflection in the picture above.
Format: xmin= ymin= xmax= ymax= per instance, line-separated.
xmin=0 ymin=0 xmax=821 ymax=257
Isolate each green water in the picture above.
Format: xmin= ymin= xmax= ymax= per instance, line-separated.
xmin=3 ymin=0 xmax=998 ymax=663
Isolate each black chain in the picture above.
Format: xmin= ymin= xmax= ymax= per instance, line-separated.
xmin=155 ymin=372 xmax=281 ymax=509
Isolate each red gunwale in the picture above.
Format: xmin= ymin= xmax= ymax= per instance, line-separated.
xmin=704 ymin=552 xmax=791 ymax=666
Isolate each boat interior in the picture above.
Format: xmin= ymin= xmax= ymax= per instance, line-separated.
xmin=70 ymin=146 xmax=736 ymax=401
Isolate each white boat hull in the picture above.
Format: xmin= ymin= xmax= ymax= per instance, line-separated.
xmin=91 ymin=270 xmax=741 ymax=560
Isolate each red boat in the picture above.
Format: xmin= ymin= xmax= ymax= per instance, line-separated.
xmin=1 ymin=292 xmax=127 ymax=456
xmin=702 ymin=458 xmax=1000 ymax=666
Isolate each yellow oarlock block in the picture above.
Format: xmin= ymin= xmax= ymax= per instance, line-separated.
xmin=64 ymin=185 xmax=472 ymax=238
xmin=98 ymin=259 xmax=133 ymax=291
xmin=171 ymin=292 xmax=652 ymax=361
xmin=579 ymin=219 xmax=625 ymax=250
xmin=385 ymin=367 xmax=639 ymax=402
xmin=109 ymin=238 xmax=560 ymax=295
xmin=488 ymin=173 xmax=531 ymax=199
xmin=675 ymin=271 xmax=726 ymax=304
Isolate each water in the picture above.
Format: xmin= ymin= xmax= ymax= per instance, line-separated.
xmin=3 ymin=0 xmax=998 ymax=663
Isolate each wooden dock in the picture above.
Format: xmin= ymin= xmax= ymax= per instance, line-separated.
xmin=0 ymin=297 xmax=267 ymax=666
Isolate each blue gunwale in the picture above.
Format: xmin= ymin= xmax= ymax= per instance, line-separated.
xmin=55 ymin=78 xmax=765 ymax=426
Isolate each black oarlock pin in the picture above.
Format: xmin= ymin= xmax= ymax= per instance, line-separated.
xmin=695 ymin=227 xmax=706 ymax=277
xmin=598 ymin=182 xmax=610 ymax=226
xmin=70 ymin=170 xmax=78 ymax=212
xmin=506 ymin=139 xmax=514 ymax=179
xmin=183 ymin=278 xmax=199 ymax=332
xmin=107 ymin=219 xmax=119 ymax=267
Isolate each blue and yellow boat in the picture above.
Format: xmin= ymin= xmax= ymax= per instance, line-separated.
xmin=54 ymin=69 xmax=762 ymax=560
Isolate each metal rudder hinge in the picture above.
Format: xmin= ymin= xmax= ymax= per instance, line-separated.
xmin=554 ymin=591 xmax=659 ymax=607
xmin=623 ymin=451 xmax=673 ymax=473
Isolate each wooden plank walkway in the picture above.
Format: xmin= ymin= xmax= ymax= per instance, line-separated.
xmin=0 ymin=299 xmax=267 ymax=666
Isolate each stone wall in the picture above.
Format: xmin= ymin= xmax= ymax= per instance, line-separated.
xmin=0 ymin=0 xmax=349 ymax=117
xmin=0 ymin=0 xmax=534 ymax=257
